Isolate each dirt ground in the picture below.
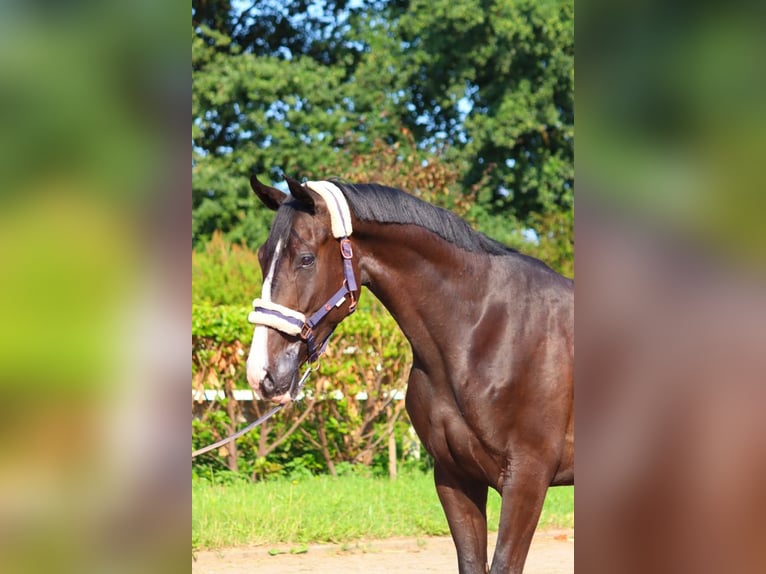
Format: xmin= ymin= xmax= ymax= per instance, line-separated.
xmin=192 ymin=528 xmax=573 ymax=573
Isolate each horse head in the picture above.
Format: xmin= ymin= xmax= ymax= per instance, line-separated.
xmin=246 ymin=175 xmax=360 ymax=403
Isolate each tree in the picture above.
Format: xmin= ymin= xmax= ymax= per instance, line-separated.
xmin=394 ymin=0 xmax=573 ymax=223
xmin=192 ymin=0 xmax=573 ymax=261
xmin=192 ymin=1 xmax=410 ymax=247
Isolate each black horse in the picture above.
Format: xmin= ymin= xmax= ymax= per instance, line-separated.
xmin=245 ymin=175 xmax=574 ymax=573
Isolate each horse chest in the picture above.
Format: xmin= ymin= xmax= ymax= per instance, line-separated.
xmin=410 ymin=396 xmax=504 ymax=486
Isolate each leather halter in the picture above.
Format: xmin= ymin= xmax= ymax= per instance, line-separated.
xmin=248 ymin=182 xmax=358 ymax=363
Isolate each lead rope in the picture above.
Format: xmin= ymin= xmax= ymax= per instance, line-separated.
xmin=192 ymin=366 xmax=313 ymax=458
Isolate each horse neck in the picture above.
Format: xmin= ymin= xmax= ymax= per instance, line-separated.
xmin=355 ymin=221 xmax=492 ymax=370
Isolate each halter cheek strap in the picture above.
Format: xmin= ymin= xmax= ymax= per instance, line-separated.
xmin=247 ymin=181 xmax=358 ymax=363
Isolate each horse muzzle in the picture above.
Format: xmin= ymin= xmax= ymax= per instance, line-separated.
xmin=246 ymin=343 xmax=301 ymax=404
xmin=259 ymin=372 xmax=294 ymax=404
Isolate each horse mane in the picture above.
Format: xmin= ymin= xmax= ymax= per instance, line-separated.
xmin=332 ymin=181 xmax=515 ymax=256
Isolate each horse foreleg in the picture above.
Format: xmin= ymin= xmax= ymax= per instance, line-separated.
xmin=489 ymin=456 xmax=555 ymax=573
xmin=434 ymin=463 xmax=489 ymax=574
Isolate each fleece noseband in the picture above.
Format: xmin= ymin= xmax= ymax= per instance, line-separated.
xmin=248 ymin=181 xmax=358 ymax=363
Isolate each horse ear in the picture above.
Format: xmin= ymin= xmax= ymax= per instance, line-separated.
xmin=250 ymin=174 xmax=287 ymax=211
xmin=285 ymin=177 xmax=316 ymax=210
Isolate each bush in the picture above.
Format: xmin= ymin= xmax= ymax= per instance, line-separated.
xmin=193 ymin=231 xmax=262 ymax=306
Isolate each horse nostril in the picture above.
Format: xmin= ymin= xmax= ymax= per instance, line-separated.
xmin=261 ymin=372 xmax=275 ymax=395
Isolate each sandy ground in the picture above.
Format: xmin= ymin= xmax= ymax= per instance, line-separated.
xmin=192 ymin=528 xmax=573 ymax=573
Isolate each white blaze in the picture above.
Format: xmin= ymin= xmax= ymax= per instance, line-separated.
xmin=246 ymin=238 xmax=283 ymax=392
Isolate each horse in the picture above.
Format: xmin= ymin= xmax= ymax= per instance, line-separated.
xmin=245 ymin=175 xmax=574 ymax=574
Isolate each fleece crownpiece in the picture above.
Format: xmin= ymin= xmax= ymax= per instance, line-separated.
xmin=304 ymin=180 xmax=353 ymax=238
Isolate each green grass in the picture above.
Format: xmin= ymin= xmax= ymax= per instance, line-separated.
xmin=192 ymin=471 xmax=573 ymax=550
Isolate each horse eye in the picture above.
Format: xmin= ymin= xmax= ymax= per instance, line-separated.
xmin=299 ymin=254 xmax=315 ymax=268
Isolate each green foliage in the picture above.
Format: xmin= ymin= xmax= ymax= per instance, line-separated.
xmin=192 ymin=0 xmax=574 ymax=255
xmin=395 ymin=0 xmax=574 ymax=221
xmin=192 ymin=11 xmax=407 ymax=248
xmin=193 ymin=231 xmax=262 ymax=305
xmin=529 ymin=206 xmax=574 ymax=278
xmin=192 ymin=304 xmax=249 ymax=343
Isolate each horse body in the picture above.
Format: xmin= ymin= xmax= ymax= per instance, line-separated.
xmin=355 ymin=219 xmax=574 ymax=573
xmin=246 ymin=176 xmax=573 ymax=574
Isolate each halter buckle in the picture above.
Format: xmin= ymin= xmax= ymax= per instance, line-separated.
xmin=300 ymin=323 xmax=313 ymax=340
xmin=340 ymin=238 xmax=353 ymax=259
